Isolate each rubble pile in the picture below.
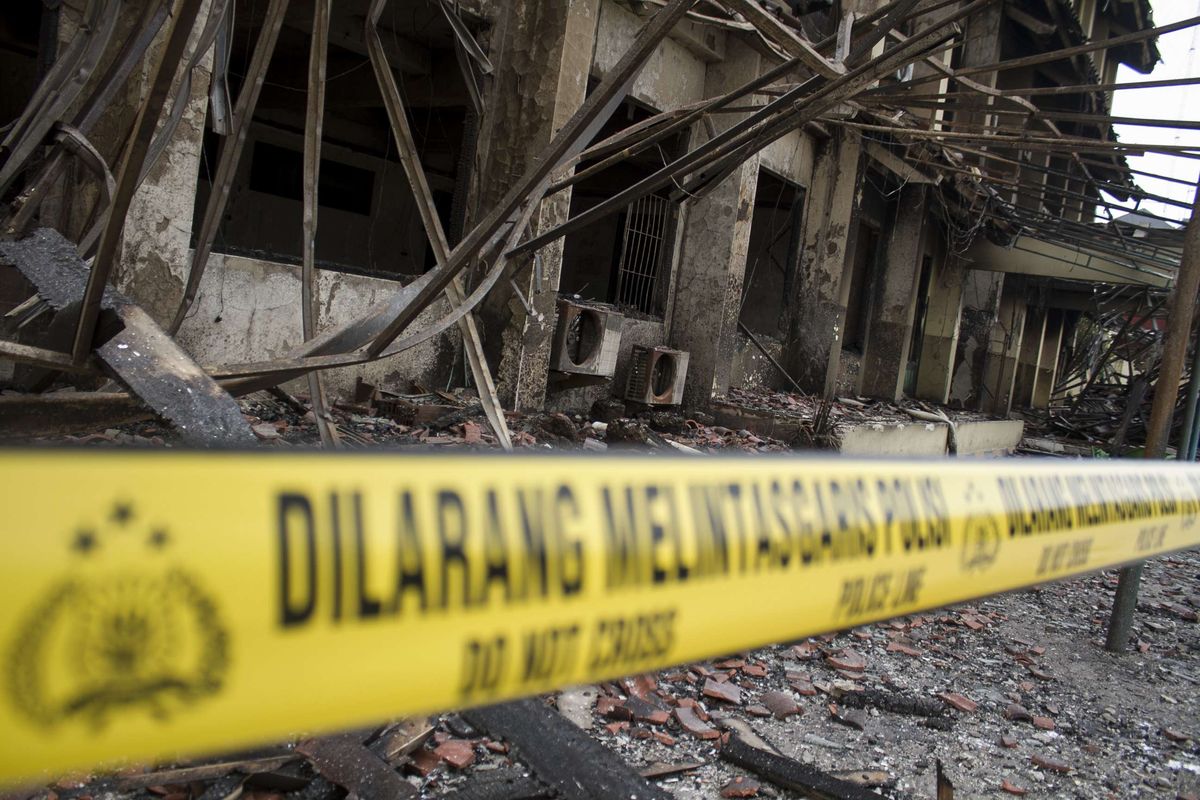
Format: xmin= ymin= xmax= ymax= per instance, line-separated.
xmin=22 ymin=552 xmax=1199 ymax=800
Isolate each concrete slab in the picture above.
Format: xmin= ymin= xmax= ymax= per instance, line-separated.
xmin=712 ymin=403 xmax=804 ymax=441
xmin=838 ymin=423 xmax=949 ymax=457
xmin=955 ymin=419 xmax=1025 ymax=456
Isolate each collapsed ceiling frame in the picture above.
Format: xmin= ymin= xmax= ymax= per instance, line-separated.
xmin=0 ymin=0 xmax=1194 ymax=443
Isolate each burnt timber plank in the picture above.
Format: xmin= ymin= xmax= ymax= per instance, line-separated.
xmin=720 ymin=735 xmax=881 ymax=800
xmin=463 ymin=700 xmax=672 ymax=800
xmin=0 ymin=229 xmax=253 ymax=446
xmin=296 ymin=734 xmax=417 ymax=800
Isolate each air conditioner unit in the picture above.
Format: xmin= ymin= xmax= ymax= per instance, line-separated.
xmin=549 ymin=299 xmax=623 ymax=378
xmin=625 ymin=345 xmax=689 ymax=406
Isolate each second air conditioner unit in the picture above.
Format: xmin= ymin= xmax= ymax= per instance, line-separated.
xmin=625 ymin=345 xmax=689 ymax=406
xmin=549 ymin=299 xmax=624 ymax=378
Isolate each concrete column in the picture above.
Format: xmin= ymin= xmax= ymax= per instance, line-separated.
xmin=949 ymin=269 xmax=1005 ymax=408
xmin=1031 ymin=308 xmax=1065 ymax=409
xmin=671 ymin=159 xmax=759 ymax=408
xmin=1012 ymin=307 xmax=1047 ymax=409
xmin=860 ymin=184 xmax=927 ymax=402
xmin=957 ymin=0 xmax=1004 ymax=169
xmin=49 ymin=1 xmax=214 ymax=327
xmin=978 ymin=283 xmax=1028 ymax=417
xmin=783 ymin=128 xmax=863 ymax=397
xmin=470 ymin=0 xmax=600 ymax=411
xmin=913 ymin=248 xmax=964 ymax=404
xmin=669 ymin=39 xmax=762 ymax=409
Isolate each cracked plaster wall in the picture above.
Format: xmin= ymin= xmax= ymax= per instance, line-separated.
xmin=176 ymin=253 xmax=455 ymax=398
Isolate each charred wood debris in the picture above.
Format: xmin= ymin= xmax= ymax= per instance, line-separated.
xmin=0 ymin=0 xmax=1187 ymax=451
xmin=0 ymin=0 xmax=1196 ymax=797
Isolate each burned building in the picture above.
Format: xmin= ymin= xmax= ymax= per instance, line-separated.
xmin=0 ymin=0 xmax=1183 ymax=447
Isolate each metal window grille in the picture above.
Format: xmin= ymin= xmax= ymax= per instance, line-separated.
xmin=614 ymin=193 xmax=671 ymax=314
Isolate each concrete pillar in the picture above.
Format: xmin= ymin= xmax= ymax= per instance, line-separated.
xmin=671 ymin=160 xmax=759 ymax=408
xmin=1012 ymin=307 xmax=1047 ymax=409
xmin=957 ymin=0 xmax=1004 ymax=168
xmin=470 ymin=0 xmax=600 ymax=411
xmin=48 ymin=1 xmax=214 ymax=327
xmin=949 ymin=270 xmax=1005 ymax=408
xmin=1031 ymin=308 xmax=1065 ymax=409
xmin=669 ymin=39 xmax=762 ymax=408
xmin=913 ymin=247 xmax=964 ymax=404
xmin=978 ymin=283 xmax=1028 ymax=417
xmin=860 ymin=184 xmax=927 ymax=402
xmin=783 ymin=128 xmax=863 ymax=397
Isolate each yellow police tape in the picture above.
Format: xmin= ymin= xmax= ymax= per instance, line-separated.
xmin=2 ymin=450 xmax=1200 ymax=785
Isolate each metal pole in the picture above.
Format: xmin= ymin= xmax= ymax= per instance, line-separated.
xmin=1106 ymin=182 xmax=1200 ymax=652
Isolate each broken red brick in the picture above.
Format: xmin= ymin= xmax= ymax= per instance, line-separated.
xmin=1032 ymin=716 xmax=1055 ymax=731
xmin=1164 ymin=728 xmax=1192 ymax=743
xmin=1000 ymin=735 xmax=1018 ymax=748
xmin=1000 ymin=779 xmax=1029 ymax=795
xmin=652 ymin=731 xmax=676 ymax=746
xmin=1018 ymin=681 xmax=1035 ymax=692
xmin=746 ymin=704 xmax=772 ymax=718
xmin=825 ymin=648 xmax=867 ymax=672
xmin=938 ymin=692 xmax=978 ymax=713
xmin=597 ymin=697 xmax=633 ymax=721
xmin=1031 ymin=754 xmax=1071 ymax=774
xmin=484 ymin=740 xmax=509 ymax=754
xmin=715 ymin=658 xmax=746 ymax=669
xmin=626 ymin=696 xmax=670 ymax=725
xmin=791 ymin=642 xmax=820 ymax=660
xmin=625 ymin=674 xmax=657 ymax=701
xmin=604 ymin=721 xmax=630 ymax=736
xmin=703 ymin=677 xmax=743 ymax=705
xmin=677 ymin=698 xmax=710 ymax=720
xmin=886 ymin=641 xmax=922 ymax=657
xmin=720 ymin=777 xmax=761 ymax=798
xmin=674 ymin=705 xmax=719 ymax=740
xmin=1030 ymin=646 xmax=1046 ymax=656
xmin=408 ymin=748 xmax=441 ymax=776
xmin=1004 ymin=704 xmax=1033 ymax=722
xmin=762 ymin=690 xmax=801 ymax=719
xmin=742 ymin=663 xmax=768 ymax=678
xmin=434 ymin=740 xmax=475 ymax=769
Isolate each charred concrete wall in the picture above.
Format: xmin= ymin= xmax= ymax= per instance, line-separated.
xmin=176 ymin=254 xmax=457 ymax=398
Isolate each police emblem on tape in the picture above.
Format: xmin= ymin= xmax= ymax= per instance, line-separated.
xmin=5 ymin=503 xmax=229 ymax=728
xmin=960 ymin=483 xmax=1001 ymax=572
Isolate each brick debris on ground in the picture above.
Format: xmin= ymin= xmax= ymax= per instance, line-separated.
xmin=13 ymin=394 xmax=1200 ymax=798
